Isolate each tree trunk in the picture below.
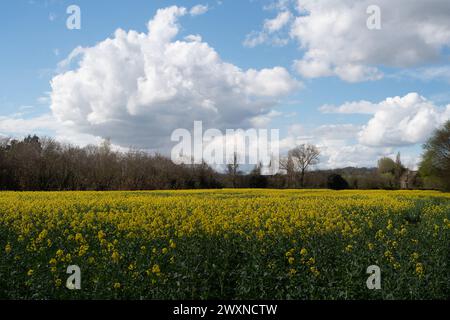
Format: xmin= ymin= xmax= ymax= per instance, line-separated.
xmin=300 ymin=169 xmax=305 ymax=188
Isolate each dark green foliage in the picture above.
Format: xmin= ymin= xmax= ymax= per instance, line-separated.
xmin=248 ymin=165 xmax=268 ymax=188
xmin=419 ymin=121 xmax=450 ymax=191
xmin=327 ymin=174 xmax=349 ymax=190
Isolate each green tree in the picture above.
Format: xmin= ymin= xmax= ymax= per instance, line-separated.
xmin=248 ymin=164 xmax=268 ymax=188
xmin=377 ymin=157 xmax=396 ymax=175
xmin=377 ymin=154 xmax=405 ymax=189
xmin=327 ymin=174 xmax=349 ymax=190
xmin=419 ymin=121 xmax=450 ymax=191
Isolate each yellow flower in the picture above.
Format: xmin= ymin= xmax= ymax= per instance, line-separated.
xmin=169 ymin=240 xmax=176 ymax=249
xmin=310 ymin=266 xmax=320 ymax=277
xmin=288 ymin=257 xmax=295 ymax=265
xmin=300 ymin=248 xmax=308 ymax=256
xmin=27 ymin=269 xmax=34 ymax=277
xmin=375 ymin=230 xmax=384 ymax=240
xmin=415 ymin=263 xmax=424 ymax=278
xmin=113 ymin=282 xmax=121 ymax=289
xmin=387 ymin=220 xmax=393 ymax=230
xmin=38 ymin=229 xmax=48 ymax=241
xmin=111 ymin=251 xmax=120 ymax=263
xmin=162 ymin=248 xmax=168 ymax=254
xmin=75 ymin=233 xmax=83 ymax=242
xmin=5 ymin=243 xmax=11 ymax=254
xmin=399 ymin=227 xmax=407 ymax=236
xmin=411 ymin=252 xmax=419 ymax=261
xmin=49 ymin=258 xmax=57 ymax=265
xmin=56 ymin=249 xmax=64 ymax=258
xmin=55 ymin=279 xmax=62 ymax=287
xmin=345 ymin=245 xmax=353 ymax=252
xmin=78 ymin=245 xmax=89 ymax=257
xmin=97 ymin=230 xmax=106 ymax=240
xmin=152 ymin=264 xmax=161 ymax=275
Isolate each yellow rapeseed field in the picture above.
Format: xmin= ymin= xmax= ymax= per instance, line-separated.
xmin=0 ymin=189 xmax=449 ymax=299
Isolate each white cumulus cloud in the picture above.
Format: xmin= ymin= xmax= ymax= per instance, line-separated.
xmin=290 ymin=0 xmax=450 ymax=82
xmin=358 ymin=93 xmax=450 ymax=147
xmin=50 ymin=6 xmax=299 ymax=149
xmin=321 ymin=93 xmax=450 ymax=147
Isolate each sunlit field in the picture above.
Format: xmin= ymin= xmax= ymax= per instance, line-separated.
xmin=1 ymin=189 xmax=449 ymax=300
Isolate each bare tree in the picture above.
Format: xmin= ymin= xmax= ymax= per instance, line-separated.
xmin=280 ymin=154 xmax=295 ymax=188
xmin=226 ymin=152 xmax=240 ymax=188
xmin=0 ymin=135 xmax=222 ymax=191
xmin=287 ymin=144 xmax=320 ymax=188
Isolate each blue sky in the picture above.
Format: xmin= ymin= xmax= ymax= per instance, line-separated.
xmin=1 ymin=0 xmax=450 ymax=168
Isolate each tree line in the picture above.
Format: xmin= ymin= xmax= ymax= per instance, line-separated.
xmin=1 ymin=120 xmax=449 ymax=191
xmin=0 ymin=136 xmax=220 ymax=191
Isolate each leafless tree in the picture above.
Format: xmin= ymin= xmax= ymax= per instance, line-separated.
xmin=284 ymin=144 xmax=320 ymax=188
xmin=280 ymin=154 xmax=295 ymax=188
xmin=226 ymin=152 xmax=240 ymax=188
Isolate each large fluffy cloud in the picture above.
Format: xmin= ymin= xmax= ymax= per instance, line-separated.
xmin=358 ymin=93 xmax=450 ymax=146
xmin=245 ymin=0 xmax=450 ymax=81
xmin=289 ymin=0 xmax=450 ymax=82
xmin=50 ymin=6 xmax=299 ymax=149
xmin=321 ymin=93 xmax=450 ymax=147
